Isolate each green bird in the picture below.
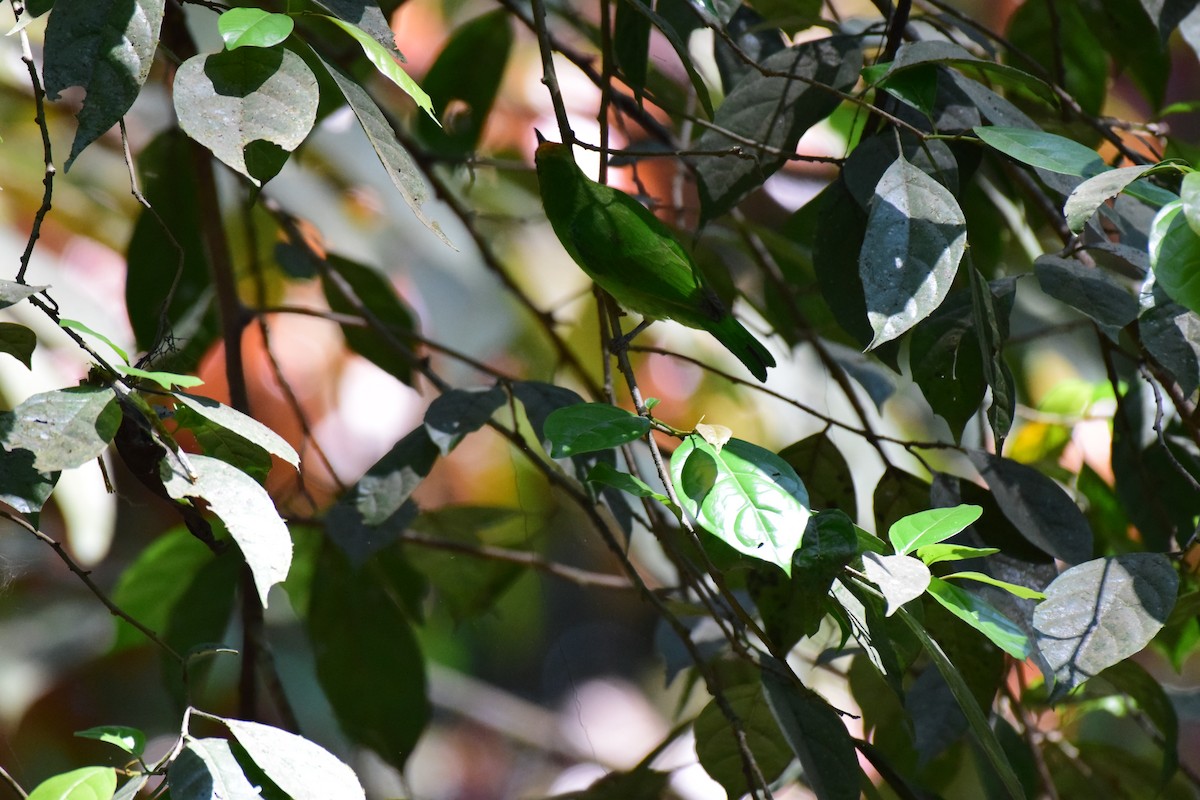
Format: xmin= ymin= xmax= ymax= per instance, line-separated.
xmin=534 ymin=138 xmax=776 ymax=382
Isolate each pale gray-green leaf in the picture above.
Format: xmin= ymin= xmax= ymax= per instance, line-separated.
xmin=173 ymin=47 xmax=318 ymax=186
xmin=862 ymin=552 xmax=931 ymax=616
xmin=0 ymin=280 xmax=47 ymax=309
xmin=222 ymin=718 xmax=367 ymax=800
xmin=160 ymin=454 xmax=291 ymax=606
xmin=861 ymin=156 xmax=967 ymax=348
xmin=174 ymin=392 xmax=299 ymax=469
xmin=0 ymin=386 xmax=119 ymax=472
xmin=315 ymin=52 xmax=453 ymax=248
xmin=43 ymin=0 xmax=165 ymax=168
xmin=169 ymin=738 xmax=261 ymax=800
xmin=1033 ymin=553 xmax=1177 ymax=696
xmin=314 ymin=0 xmax=400 ymax=53
xmin=1065 ymin=165 xmax=1156 ymax=233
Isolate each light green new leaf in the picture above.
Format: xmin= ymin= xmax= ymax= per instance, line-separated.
xmin=174 ymin=47 xmax=318 ymax=186
xmin=0 ymin=386 xmax=120 ymax=472
xmin=160 ymin=454 xmax=292 ymax=607
xmin=925 ymin=577 xmax=1030 ymax=658
xmin=322 ymin=16 xmax=437 ymax=123
xmin=219 ymin=8 xmax=295 ymax=49
xmin=174 ymin=392 xmax=299 ymax=470
xmin=75 ymin=725 xmax=146 ymax=756
xmin=1150 ymin=201 xmax=1200 ymax=315
xmin=43 ymin=0 xmax=165 ymax=168
xmin=222 ymin=718 xmax=367 ymax=800
xmin=974 ymin=125 xmax=1105 ymax=176
xmin=544 ymin=403 xmax=650 ymax=457
xmin=313 ymin=0 xmax=399 ymax=53
xmin=27 ymin=766 xmax=116 ymax=800
xmin=169 ymin=738 xmax=260 ymax=799
xmin=860 ymin=156 xmax=967 ymax=348
xmin=915 ymin=543 xmax=999 ymax=565
xmin=670 ymin=436 xmax=810 ymax=574
xmin=862 ymin=552 xmax=931 ymax=615
xmin=61 ymin=318 xmax=129 ymax=363
xmin=113 ymin=363 xmax=204 ymax=390
xmin=1064 ymin=165 xmax=1157 ymax=233
xmin=0 ymin=323 xmax=36 ymax=369
xmin=889 ymin=504 xmax=982 ymax=555
xmin=943 ymin=571 xmax=1046 ymax=600
xmin=315 ymin=52 xmax=453 ymax=247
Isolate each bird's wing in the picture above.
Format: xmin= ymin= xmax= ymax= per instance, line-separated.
xmin=567 ymin=192 xmax=725 ymax=327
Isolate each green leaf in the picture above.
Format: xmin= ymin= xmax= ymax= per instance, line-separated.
xmin=321 ymin=15 xmax=436 ymax=122
xmin=925 ymin=577 xmax=1029 ymax=658
xmin=873 ymin=467 xmax=931 ymax=536
xmin=761 ymin=669 xmax=862 ymax=800
xmin=777 ymin=432 xmax=857 ymax=514
xmin=612 ymin=0 xmax=714 ymax=118
xmin=969 ymin=451 xmax=1093 ymax=564
xmin=42 ymin=0 xmax=165 ymax=169
xmin=160 ymin=454 xmax=292 ymax=607
xmin=75 ymin=725 xmax=146 ymax=756
xmin=321 ymin=254 xmax=420 ymax=385
xmin=60 ymin=318 xmax=129 ymax=364
xmin=916 ymin=543 xmax=999 ymax=565
xmin=308 ymin=544 xmax=430 ymax=770
xmin=160 ymin=548 xmax=240 ymax=706
xmin=346 ymin=426 xmax=439 ymax=527
xmin=313 ymin=0 xmax=401 ymax=53
xmin=0 ymin=446 xmax=56 ymax=519
xmin=670 ymin=436 xmax=811 ymax=574
xmin=1006 ymin=0 xmax=1109 ymax=115
xmin=415 ymin=10 xmax=512 ymax=158
xmin=692 ymin=37 xmax=862 ymax=222
xmin=544 ymin=403 xmax=650 ymax=457
xmin=694 ymin=682 xmax=793 ymax=796
xmin=219 ymin=8 xmax=294 ymax=49
xmin=174 ymin=392 xmax=299 ymax=470
xmin=1033 ymin=553 xmax=1178 ymax=697
xmin=110 ymin=527 xmax=215 ymax=650
xmin=1097 ymin=660 xmax=1179 ymax=785
xmin=1064 ymin=165 xmax=1159 ymax=233
xmin=314 ymin=52 xmax=452 ymax=247
xmin=885 ymin=39 xmax=1058 ymax=106
xmin=862 ymin=552 xmax=931 ymax=616
xmin=813 ymin=180 xmax=873 ymax=347
xmin=860 ymin=156 xmax=967 ymax=348
xmin=942 ymin=571 xmax=1046 ymax=600
xmin=0 ymin=386 xmax=120 ymax=472
xmin=1034 ymin=255 xmax=1139 ymax=340
xmin=424 ymin=387 xmax=507 ymax=455
xmin=114 ymin=364 xmax=204 ymax=390
xmin=1150 ymin=201 xmax=1200 ymax=315
xmin=174 ymin=47 xmax=318 ymax=186
xmin=974 ymin=125 xmax=1106 ymax=176
xmin=1139 ymin=294 xmax=1200 ymax=396
xmin=0 ymin=280 xmax=47 ymax=309
xmin=113 ymin=776 xmax=148 ymax=800
xmin=221 ymin=718 xmax=366 ymax=800
xmin=614 ymin=0 xmax=652 ymax=100
xmin=0 ymin=323 xmax=35 ymax=368
xmin=27 ymin=766 xmax=116 ymax=800
xmin=1181 ymin=171 xmax=1200 ymax=238
xmin=586 ymin=461 xmax=669 ymax=503
xmin=889 ymin=504 xmax=982 ymax=555
xmin=169 ymin=738 xmax=261 ymax=799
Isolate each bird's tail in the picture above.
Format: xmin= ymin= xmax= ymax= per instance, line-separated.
xmin=712 ymin=317 xmax=775 ymax=382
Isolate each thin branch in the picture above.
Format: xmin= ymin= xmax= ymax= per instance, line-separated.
xmin=14 ymin=14 xmax=54 ymax=285
xmin=0 ymin=764 xmax=26 ymax=800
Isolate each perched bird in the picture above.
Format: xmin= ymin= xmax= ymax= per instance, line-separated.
xmin=534 ymin=137 xmax=775 ymax=382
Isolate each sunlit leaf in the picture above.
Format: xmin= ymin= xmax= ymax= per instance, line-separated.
xmin=974 ymin=125 xmax=1106 ymax=176
xmin=925 ymin=577 xmax=1030 ymax=658
xmin=169 ymin=738 xmax=260 ymax=799
xmin=321 ymin=15 xmax=436 ymax=122
xmin=915 ymin=543 xmax=999 ymax=565
xmin=889 ymin=505 xmax=982 ymax=555
xmin=174 ymin=392 xmax=299 ymax=470
xmin=1150 ymin=201 xmax=1200 ymax=315
xmin=27 ymin=767 xmax=116 ymax=800
xmin=0 ymin=386 xmax=120 ymax=472
xmin=942 ymin=571 xmax=1046 ymax=600
xmin=862 ymin=552 xmax=931 ymax=616
xmin=222 ymin=718 xmax=367 ymax=800
xmin=219 ymin=8 xmax=294 ymax=49
xmin=544 ymin=403 xmax=650 ymax=457
xmin=75 ymin=725 xmax=146 ymax=756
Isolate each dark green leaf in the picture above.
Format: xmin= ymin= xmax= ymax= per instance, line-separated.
xmin=1140 ymin=297 xmax=1200 ymax=396
xmin=0 ymin=386 xmax=120 ymax=472
xmin=614 ymin=0 xmax=652 ymax=100
xmin=416 ymin=10 xmax=511 ymax=158
xmin=174 ymin=47 xmax=318 ymax=186
xmin=969 ymin=451 xmax=1093 ymax=564
xmin=221 ymin=718 xmax=367 ymax=800
xmin=0 ymin=446 xmax=56 ymax=519
xmin=885 ymin=40 xmax=1057 ymax=106
xmin=424 ymin=386 xmax=507 ymax=454
xmin=967 ymin=266 xmax=1015 ymax=447
xmin=0 ymin=323 xmax=35 ymax=368
xmin=1097 ymin=660 xmax=1179 ymax=784
xmin=670 ymin=436 xmax=810 ymax=574
xmin=308 ymin=544 xmax=430 ymax=770
xmin=692 ymin=37 xmax=862 ymax=222
xmin=1035 ymin=255 xmax=1138 ymax=340
xmin=813 ymin=179 xmax=872 ymax=346
xmin=111 ymin=526 xmax=215 ymax=650
xmin=586 ymin=461 xmax=669 ymax=502
xmin=713 ymin=5 xmax=786 ymax=92
xmin=974 ymin=126 xmax=1106 ymax=177
xmin=160 ymin=548 xmax=240 ymax=706
xmin=1033 ymin=553 xmax=1178 ymax=696
xmin=169 ymin=738 xmax=260 ymax=800
xmin=75 ymin=725 xmax=146 ymax=756
xmin=322 ymin=253 xmax=420 ymax=385
xmin=910 ymin=286 xmax=987 ymax=440
xmin=777 ymin=433 xmax=856 ymax=513
xmin=511 ymin=381 xmax=585 ymax=445
xmin=27 ymin=767 xmax=116 ymax=800
xmin=349 ymin=426 xmax=439 ymax=526
xmin=544 ymin=403 xmax=650 ymax=457
xmin=843 ymin=134 xmax=960 ymax=207
xmin=1006 ymin=0 xmax=1109 ymax=115
xmin=314 ymin=51 xmax=452 ymax=246
xmin=861 ymin=156 xmax=967 ymax=348
xmin=552 ymin=764 xmax=670 ymax=799
xmin=1078 ymin=0 xmax=1169 ymax=107
xmin=42 ymin=0 xmax=165 ymax=168
xmin=762 ymin=668 xmax=862 ymax=800
xmin=219 ymin=8 xmax=294 ymax=49
xmin=873 ymin=467 xmax=930 ymax=536
xmin=610 ymin=0 xmax=714 ymax=117
xmin=694 ymin=682 xmax=792 ymax=796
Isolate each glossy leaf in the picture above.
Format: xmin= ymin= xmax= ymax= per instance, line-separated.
xmin=75 ymin=725 xmax=146 ymax=756
xmin=925 ymin=577 xmax=1030 ymax=659
xmin=219 ymin=8 xmax=294 ymax=50
xmin=1033 ymin=553 xmax=1177 ymax=696
xmin=974 ymin=125 xmax=1105 ymax=176
xmin=860 ymin=156 xmax=967 ymax=348
xmin=160 ymin=454 xmax=292 ymax=606
xmin=813 ymin=180 xmax=873 ymax=346
xmin=762 ymin=669 xmax=862 ymax=800
xmin=169 ymin=738 xmax=260 ymax=800
xmin=315 ymin=52 xmax=452 ymax=247
xmin=1182 ymin=170 xmax=1200 ymax=238
xmin=1149 ymin=201 xmax=1200 ymax=315
xmin=27 ymin=767 xmax=116 ymax=800
xmin=174 ymin=392 xmax=299 ymax=470
xmin=308 ymin=545 xmax=430 ymax=770
xmin=0 ymin=386 xmax=120 ymax=472
xmin=889 ymin=505 xmax=982 ymax=555
xmin=424 ymin=387 xmax=507 ymax=455
xmin=544 ymin=403 xmax=649 ymax=457
xmin=222 ymin=718 xmax=367 ymax=800
xmin=692 ymin=37 xmax=862 ymax=222
xmin=614 ymin=0 xmax=651 ymax=100
xmin=43 ymin=0 xmax=165 ymax=168
xmin=322 ymin=16 xmax=436 ymax=122
xmin=670 ymin=436 xmax=810 ymax=574
xmin=863 ymin=552 xmax=931 ymax=616
xmin=777 ymin=433 xmax=856 ymax=514
xmin=942 ymin=571 xmax=1046 ymax=600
